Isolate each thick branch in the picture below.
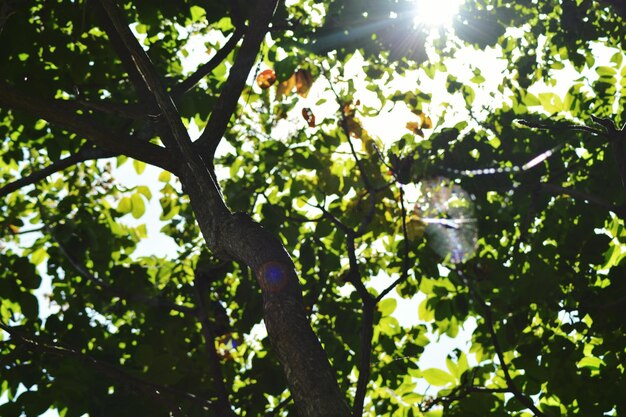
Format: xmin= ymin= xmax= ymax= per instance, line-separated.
xmin=0 ymin=81 xmax=174 ymax=171
xmin=0 ymin=146 xmax=114 ymax=198
xmin=91 ymin=0 xmax=154 ymax=103
xmin=188 ymin=209 xmax=353 ymax=417
xmin=96 ymin=2 xmax=351 ymax=415
xmin=97 ymin=0 xmax=229 ymax=247
xmin=609 ymin=128 xmax=626 ymax=193
xmin=316 ymin=206 xmax=374 ymax=416
xmin=195 ymin=0 xmax=279 ymax=161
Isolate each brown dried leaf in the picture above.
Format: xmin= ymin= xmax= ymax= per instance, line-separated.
xmin=406 ymin=121 xmax=424 ymax=137
xmin=256 ymin=69 xmax=276 ymax=89
xmin=420 ymin=112 xmax=433 ymax=129
xmin=295 ymin=68 xmax=313 ymax=98
xmin=302 ymin=107 xmax=316 ymax=127
xmin=346 ymin=116 xmax=363 ymax=138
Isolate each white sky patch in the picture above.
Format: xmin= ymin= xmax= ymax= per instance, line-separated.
xmin=413 ymin=0 xmax=464 ymax=28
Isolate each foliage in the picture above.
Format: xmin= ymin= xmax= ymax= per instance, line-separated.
xmin=1 ymin=0 xmax=625 ymax=416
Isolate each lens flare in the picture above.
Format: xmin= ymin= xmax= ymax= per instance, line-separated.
xmin=415 ymin=177 xmax=478 ymax=263
xmin=257 ymin=261 xmax=289 ymax=293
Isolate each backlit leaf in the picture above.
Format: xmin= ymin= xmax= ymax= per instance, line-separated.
xmin=257 ymin=69 xmax=277 ymax=89
xmin=422 ymin=368 xmax=455 ymax=386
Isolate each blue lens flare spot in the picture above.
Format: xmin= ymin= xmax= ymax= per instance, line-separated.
xmin=257 ymin=261 xmax=288 ymax=292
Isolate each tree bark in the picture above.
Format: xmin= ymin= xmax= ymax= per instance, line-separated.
xmin=181 ymin=170 xmax=353 ymax=417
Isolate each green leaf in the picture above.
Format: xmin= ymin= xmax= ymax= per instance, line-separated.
xmin=19 ymin=292 xmax=39 ymax=320
xmin=421 ymin=368 xmax=455 ymax=386
xmin=274 ymin=56 xmax=299 ymax=81
xmin=378 ymin=298 xmax=397 ymax=317
xmin=538 ymin=92 xmax=563 ymax=113
xmin=523 ymin=92 xmax=541 ymax=106
xmin=135 ymin=23 xmax=148 ymax=34
xmin=133 ymin=159 xmax=146 ymax=175
xmin=418 ymin=298 xmax=434 ymax=321
xmin=118 ymin=197 xmax=132 ymax=214
xmin=30 ymin=248 xmax=47 ymax=266
xmin=136 ymin=185 xmax=152 ymax=200
xmin=158 ymin=171 xmax=171 ymax=182
xmin=596 ymin=66 xmax=616 ymax=76
xmin=609 ymin=51 xmax=623 ymax=67
xmin=189 ymin=5 xmax=205 ymax=22
xmin=130 ymin=193 xmax=146 ymax=219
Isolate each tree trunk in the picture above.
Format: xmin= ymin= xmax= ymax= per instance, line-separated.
xmin=181 ymin=169 xmax=353 ymax=417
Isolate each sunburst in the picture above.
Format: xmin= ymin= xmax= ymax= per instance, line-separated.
xmin=413 ymin=0 xmax=464 ymax=28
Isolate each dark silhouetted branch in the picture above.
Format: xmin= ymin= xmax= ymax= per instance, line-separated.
xmin=377 ymin=185 xmax=411 ymax=302
xmin=0 ymin=146 xmax=114 ymax=198
xmin=195 ymin=0 xmax=280 ymax=162
xmin=0 ymin=81 xmax=174 ymax=171
xmin=352 ymin=295 xmax=375 ymax=417
xmin=97 ymin=0 xmax=229 ymax=237
xmin=91 ymin=0 xmax=154 ymax=103
xmin=193 ymin=271 xmax=237 ymax=417
xmin=173 ymin=26 xmax=245 ymax=96
xmin=539 ymin=183 xmax=622 ymax=214
xmin=267 ymin=394 xmax=293 ymax=416
xmin=0 ymin=321 xmax=210 ymax=415
xmin=460 ymin=271 xmax=547 ymax=417
xmin=420 ymin=381 xmax=510 ymax=412
xmin=49 ymin=228 xmax=194 ymax=316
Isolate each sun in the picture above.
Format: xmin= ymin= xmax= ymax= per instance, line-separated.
xmin=413 ymin=0 xmax=464 ymax=28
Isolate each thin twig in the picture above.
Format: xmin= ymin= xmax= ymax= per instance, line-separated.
xmin=420 ymin=382 xmax=510 ymax=412
xmin=0 ymin=321 xmax=211 ymax=414
xmin=539 ymin=182 xmax=621 ymax=214
xmin=376 ymin=185 xmax=411 ymax=302
xmin=0 ymin=146 xmax=114 ymax=198
xmin=459 ymin=270 xmax=547 ymax=417
xmin=352 ymin=295 xmax=375 ymax=417
xmin=267 ymin=394 xmax=292 ymax=416
xmin=48 ymin=227 xmax=194 ymax=316
xmin=173 ymin=26 xmax=245 ymax=95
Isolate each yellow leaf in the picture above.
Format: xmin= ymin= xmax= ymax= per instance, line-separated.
xmin=276 ymin=74 xmax=296 ymax=100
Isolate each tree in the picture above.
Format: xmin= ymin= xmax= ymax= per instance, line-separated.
xmin=0 ymin=0 xmax=625 ymax=416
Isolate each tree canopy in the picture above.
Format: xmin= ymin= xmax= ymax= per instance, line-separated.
xmin=1 ymin=1 xmax=625 ymax=416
